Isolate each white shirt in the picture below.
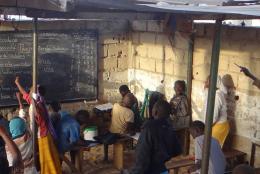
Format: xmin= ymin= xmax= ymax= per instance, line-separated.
xmin=194 ymin=135 xmax=226 ymax=174
xmin=202 ymin=89 xmax=228 ymax=124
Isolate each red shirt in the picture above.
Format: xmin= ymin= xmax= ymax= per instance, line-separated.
xmin=23 ymin=93 xmax=49 ymax=138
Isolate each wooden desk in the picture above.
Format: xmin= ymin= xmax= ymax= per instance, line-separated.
xmin=73 ymin=137 xmax=132 ymax=172
xmin=113 ymin=137 xmax=133 ymax=170
xmin=250 ymin=139 xmax=260 ymax=167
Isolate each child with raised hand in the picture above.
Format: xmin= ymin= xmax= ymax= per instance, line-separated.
xmin=188 ymin=121 xmax=226 ymax=174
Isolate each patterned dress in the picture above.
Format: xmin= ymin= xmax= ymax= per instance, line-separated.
xmin=169 ymin=94 xmax=190 ymax=129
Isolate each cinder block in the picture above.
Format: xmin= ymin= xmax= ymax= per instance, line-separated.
xmin=136 ymin=44 xmax=147 ymax=57
xmin=140 ymin=58 xmax=156 ymax=72
xmin=108 ymin=43 xmax=128 ymax=58
xmin=155 ymin=60 xmax=163 ymax=73
xmin=237 ymin=75 xmax=256 ymax=91
xmin=193 ymin=51 xmax=205 ymax=66
xmin=173 ymin=48 xmax=185 ymax=63
xmin=132 ymin=32 xmax=140 ymax=44
xmin=118 ymin=57 xmax=128 ymax=70
xmin=173 ymin=32 xmax=189 ymax=50
xmin=218 ymin=57 xmax=229 ymax=71
xmin=165 ymin=45 xmax=175 ymax=60
xmin=156 ymin=34 xmax=170 ymax=46
xmin=193 ymin=64 xmax=210 ymax=81
xmin=99 ymin=34 xmax=119 ymax=44
xmin=229 ymin=56 xmax=250 ymax=73
xmin=174 ymin=63 xmax=188 ymax=78
xmin=250 ymin=60 xmax=260 ymax=77
xmin=107 ymin=44 xmax=119 ymax=58
xmin=204 ymin=24 xmax=215 ymax=38
xmin=129 ymin=56 xmax=141 ymax=69
xmin=194 ymin=38 xmax=213 ymax=52
xmin=103 ymin=57 xmax=117 ymax=71
xmin=231 ymin=28 xmax=257 ymax=41
xmin=119 ymin=44 xmax=128 ymax=58
xmin=147 ymin=45 xmax=164 ymax=59
xmin=140 ymin=33 xmax=156 ymax=44
xmin=132 ymin=20 xmax=147 ymax=31
xmin=155 ymin=60 xmax=174 ymax=75
xmin=165 ymin=60 xmax=174 ymax=75
xmin=195 ymin=24 xmax=205 ymax=37
xmin=135 ymin=56 xmax=141 ymax=69
xmin=147 ymin=20 xmax=164 ymax=32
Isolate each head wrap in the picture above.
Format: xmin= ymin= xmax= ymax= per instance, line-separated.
xmin=9 ymin=117 xmax=26 ymax=139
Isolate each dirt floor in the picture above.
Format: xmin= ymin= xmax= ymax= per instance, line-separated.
xmin=61 ymin=144 xmax=190 ymax=174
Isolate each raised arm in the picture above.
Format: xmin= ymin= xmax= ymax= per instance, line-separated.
xmin=15 ymin=77 xmax=27 ymax=96
xmin=240 ymin=66 xmax=257 ymax=81
xmin=15 ymin=76 xmax=31 ymax=104
xmin=16 ymin=92 xmax=23 ymax=110
xmin=0 ymin=126 xmax=22 ymax=167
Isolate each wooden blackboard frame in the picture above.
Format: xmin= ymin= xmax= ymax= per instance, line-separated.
xmin=0 ymin=29 xmax=99 ymax=108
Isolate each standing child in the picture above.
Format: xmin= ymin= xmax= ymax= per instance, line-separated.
xmin=170 ymin=80 xmax=190 ymax=129
xmin=188 ymin=121 xmax=226 ymax=174
xmin=15 ymin=77 xmax=61 ymax=174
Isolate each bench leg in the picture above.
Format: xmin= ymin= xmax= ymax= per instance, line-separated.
xmin=250 ymin=143 xmax=256 ymax=167
xmin=113 ymin=143 xmax=124 ymax=170
xmin=60 ymin=154 xmax=82 ymax=174
xmin=174 ymin=168 xmax=179 ymax=174
xmin=104 ymin=144 xmax=109 ymax=161
xmin=75 ymin=149 xmax=83 ymax=173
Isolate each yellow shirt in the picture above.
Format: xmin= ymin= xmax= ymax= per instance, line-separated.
xmin=109 ymin=103 xmax=134 ymax=134
xmin=253 ymin=79 xmax=260 ymax=89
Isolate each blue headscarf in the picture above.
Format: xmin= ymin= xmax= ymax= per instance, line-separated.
xmin=9 ymin=117 xmax=26 ymax=139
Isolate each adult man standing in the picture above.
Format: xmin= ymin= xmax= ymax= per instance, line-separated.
xmin=130 ymin=100 xmax=182 ymax=174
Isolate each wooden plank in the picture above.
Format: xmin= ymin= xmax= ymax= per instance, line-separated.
xmin=166 ymin=159 xmax=195 ymax=169
xmin=223 ymin=149 xmax=247 ymax=159
xmin=113 ymin=142 xmax=124 ymax=170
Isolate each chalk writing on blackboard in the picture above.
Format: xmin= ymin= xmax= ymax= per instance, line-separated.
xmin=0 ymin=30 xmax=98 ymax=106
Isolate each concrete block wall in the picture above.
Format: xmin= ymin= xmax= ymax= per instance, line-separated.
xmin=192 ymin=24 xmax=260 ymax=167
xmin=129 ymin=20 xmax=190 ymax=101
xmin=0 ymin=20 xmax=129 ymax=116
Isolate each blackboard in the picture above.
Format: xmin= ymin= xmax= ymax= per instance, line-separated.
xmin=0 ymin=30 xmax=98 ymax=107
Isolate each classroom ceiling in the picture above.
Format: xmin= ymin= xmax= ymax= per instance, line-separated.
xmin=1 ymin=0 xmax=260 ymax=19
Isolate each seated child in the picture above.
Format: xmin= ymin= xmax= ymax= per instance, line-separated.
xmin=74 ymin=110 xmax=91 ymax=135
xmin=109 ymin=93 xmax=135 ymax=135
xmin=188 ymin=121 xmax=226 ymax=174
xmin=8 ymin=117 xmax=34 ymax=173
xmin=232 ymin=164 xmax=255 ymax=174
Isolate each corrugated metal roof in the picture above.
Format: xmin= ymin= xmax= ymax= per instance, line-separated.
xmin=1 ymin=0 xmax=260 ymax=18
xmin=140 ymin=3 xmax=260 ymax=16
xmin=75 ymin=0 xmax=260 ymax=17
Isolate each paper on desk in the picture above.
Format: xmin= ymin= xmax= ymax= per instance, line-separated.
xmin=95 ymin=103 xmax=113 ymax=111
xmin=88 ymin=143 xmax=99 ymax=147
xmin=128 ymin=132 xmax=140 ymax=141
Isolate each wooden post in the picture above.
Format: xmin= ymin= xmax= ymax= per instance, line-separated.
xmin=32 ymin=17 xmax=38 ymax=169
xmin=201 ymin=19 xmax=223 ymax=174
xmin=184 ymin=30 xmax=195 ymax=155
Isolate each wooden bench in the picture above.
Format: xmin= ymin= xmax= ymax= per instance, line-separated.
xmin=166 ymin=158 xmax=194 ymax=174
xmin=167 ymin=149 xmax=247 ymax=174
xmin=224 ymin=149 xmax=247 ymax=169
